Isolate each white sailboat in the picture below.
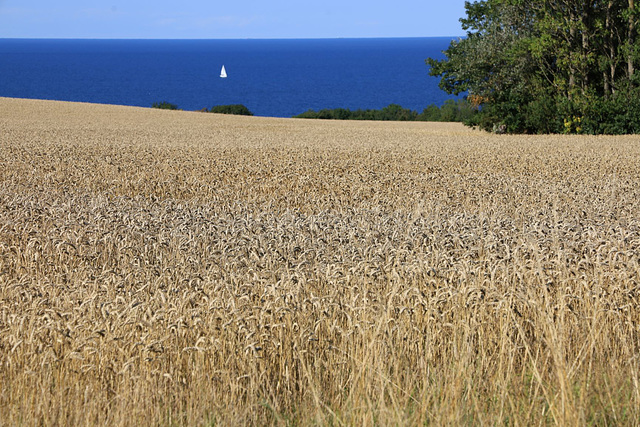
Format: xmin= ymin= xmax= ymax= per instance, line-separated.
xmin=220 ymin=65 xmax=227 ymax=78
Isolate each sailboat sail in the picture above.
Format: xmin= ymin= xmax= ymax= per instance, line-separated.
xmin=220 ymin=65 xmax=227 ymax=78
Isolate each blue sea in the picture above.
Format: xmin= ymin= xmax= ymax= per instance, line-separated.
xmin=0 ymin=38 xmax=458 ymax=117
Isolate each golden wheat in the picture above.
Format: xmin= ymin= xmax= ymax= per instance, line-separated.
xmin=1 ymin=97 xmax=639 ymax=425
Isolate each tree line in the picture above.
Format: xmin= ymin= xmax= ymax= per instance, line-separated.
xmin=428 ymin=0 xmax=640 ymax=134
xmin=293 ymin=100 xmax=476 ymax=122
xmin=152 ymin=102 xmax=254 ymax=116
xmin=153 ymin=101 xmax=477 ymax=122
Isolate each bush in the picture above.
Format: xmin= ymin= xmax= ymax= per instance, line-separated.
xmin=152 ymin=101 xmax=179 ymax=110
xmin=581 ymin=89 xmax=640 ymax=135
xmin=209 ymin=104 xmax=254 ymax=116
xmin=523 ymin=96 xmax=563 ymax=134
xmin=378 ymin=104 xmax=418 ymax=121
xmin=440 ymin=100 xmax=459 ymax=122
xmin=294 ymin=102 xmax=477 ymax=122
xmin=295 ymin=109 xmax=322 ymax=119
xmin=417 ymin=99 xmax=478 ymax=123
xmin=418 ymin=104 xmax=442 ymax=121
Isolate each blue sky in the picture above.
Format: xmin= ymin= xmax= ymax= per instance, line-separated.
xmin=0 ymin=1 xmax=467 ymax=39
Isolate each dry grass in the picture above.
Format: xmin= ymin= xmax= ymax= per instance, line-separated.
xmin=1 ymin=96 xmax=640 ymax=426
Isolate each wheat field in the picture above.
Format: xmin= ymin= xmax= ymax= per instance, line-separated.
xmin=1 ymin=96 xmax=640 ymax=425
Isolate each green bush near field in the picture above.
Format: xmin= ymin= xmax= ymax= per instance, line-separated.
xmin=294 ymin=99 xmax=476 ymax=123
xmin=151 ymin=101 xmax=179 ymax=110
xmin=209 ymin=104 xmax=254 ymax=116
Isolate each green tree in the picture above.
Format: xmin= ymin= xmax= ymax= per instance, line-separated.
xmin=428 ymin=0 xmax=640 ymax=134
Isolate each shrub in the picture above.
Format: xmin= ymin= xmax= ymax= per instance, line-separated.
xmin=152 ymin=101 xmax=179 ymax=110
xmin=581 ymin=88 xmax=640 ymax=135
xmin=418 ymin=99 xmax=478 ymax=124
xmin=523 ymin=96 xmax=563 ymax=134
xmin=439 ymin=99 xmax=460 ymax=122
xmin=209 ymin=104 xmax=254 ymax=116
xmin=294 ymin=101 xmax=478 ymax=123
xmin=418 ymin=104 xmax=442 ymax=121
xmin=295 ymin=109 xmax=322 ymax=119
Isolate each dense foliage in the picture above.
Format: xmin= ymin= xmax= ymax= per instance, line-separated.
xmin=428 ymin=0 xmax=640 ymax=134
xmin=294 ymin=100 xmax=476 ymax=122
xmin=209 ymin=104 xmax=254 ymax=116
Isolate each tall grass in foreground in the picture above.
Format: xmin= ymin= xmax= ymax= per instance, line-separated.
xmin=1 ymin=98 xmax=639 ymax=425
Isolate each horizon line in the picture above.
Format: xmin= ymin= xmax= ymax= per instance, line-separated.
xmin=0 ymin=35 xmax=466 ymax=41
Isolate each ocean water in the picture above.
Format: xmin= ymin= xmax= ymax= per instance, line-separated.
xmin=0 ymin=38 xmax=458 ymax=117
